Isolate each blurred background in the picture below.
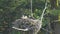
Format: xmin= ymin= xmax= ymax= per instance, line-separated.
xmin=0 ymin=0 xmax=60 ymax=34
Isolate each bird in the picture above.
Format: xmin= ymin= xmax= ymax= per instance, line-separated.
xmin=12 ymin=16 xmax=42 ymax=34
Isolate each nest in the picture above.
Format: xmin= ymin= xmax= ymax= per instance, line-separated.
xmin=12 ymin=17 xmax=42 ymax=34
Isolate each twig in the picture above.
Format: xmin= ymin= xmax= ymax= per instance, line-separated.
xmin=52 ymin=20 xmax=60 ymax=22
xmin=12 ymin=27 xmax=28 ymax=31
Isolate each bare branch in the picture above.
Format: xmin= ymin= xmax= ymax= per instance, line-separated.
xmin=12 ymin=27 xmax=28 ymax=31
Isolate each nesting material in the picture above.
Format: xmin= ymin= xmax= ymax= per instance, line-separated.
xmin=12 ymin=17 xmax=42 ymax=34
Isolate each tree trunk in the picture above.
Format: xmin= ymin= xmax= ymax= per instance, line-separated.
xmin=54 ymin=23 xmax=60 ymax=34
xmin=50 ymin=0 xmax=59 ymax=9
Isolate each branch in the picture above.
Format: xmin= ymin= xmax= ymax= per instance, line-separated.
xmin=12 ymin=27 xmax=28 ymax=31
xmin=52 ymin=20 xmax=60 ymax=22
xmin=39 ymin=0 xmax=48 ymax=22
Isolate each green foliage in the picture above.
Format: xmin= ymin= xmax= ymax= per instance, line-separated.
xmin=33 ymin=9 xmax=42 ymax=19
